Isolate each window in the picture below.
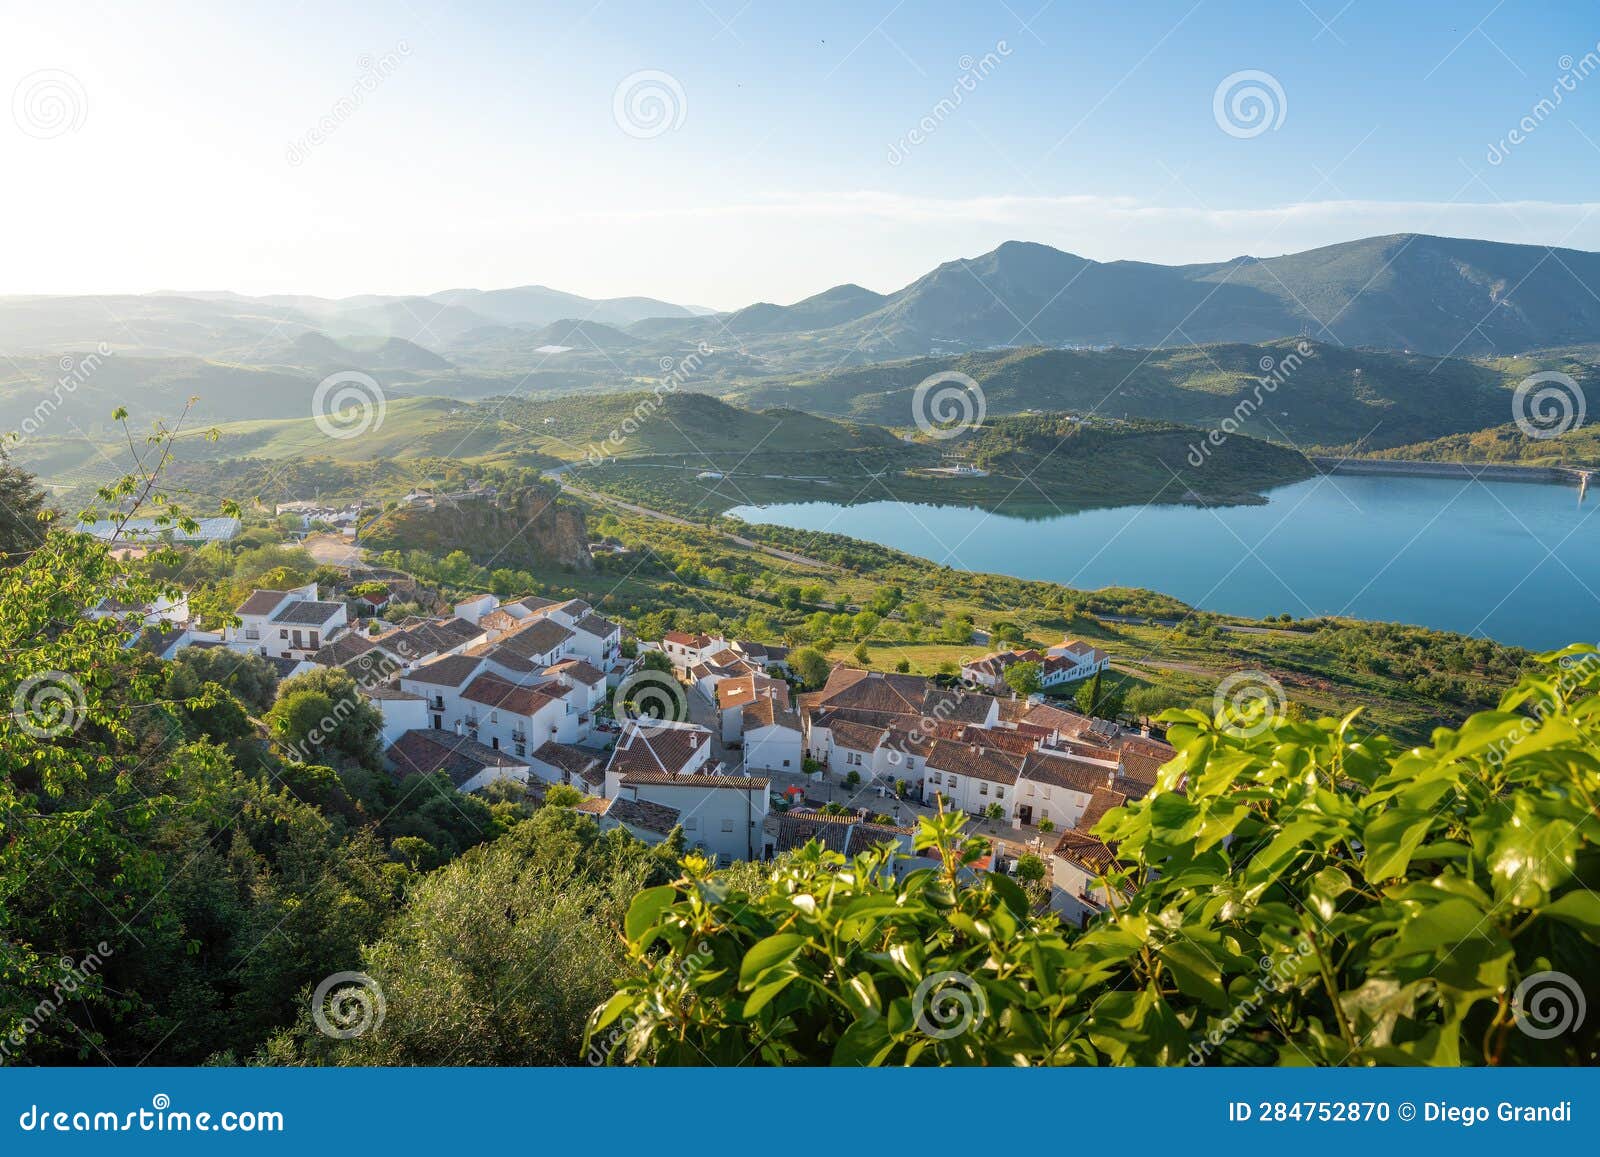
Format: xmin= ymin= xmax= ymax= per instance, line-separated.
xmin=515 ymin=743 xmax=525 ymax=756
xmin=782 ymin=759 xmax=790 ymax=767
xmin=1043 ymin=787 xmax=1052 ymax=799
xmin=979 ymin=782 xmax=988 ymax=796
xmin=490 ymin=710 xmax=498 ymax=723
xmin=279 ymin=629 xmax=288 ymax=639
xmin=948 ymin=776 xmax=959 ymax=788
xmin=907 ymin=758 xmax=917 ymax=769
xmin=996 ymin=787 xmax=1005 ymax=799
xmin=721 ymin=818 xmax=735 ymax=833
xmin=491 ymin=737 xmax=499 ymax=750
xmin=929 ymin=772 xmax=941 ymax=785
xmin=684 ymin=817 xmax=698 ymax=830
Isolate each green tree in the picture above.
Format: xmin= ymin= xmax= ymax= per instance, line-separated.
xmin=266 ymin=667 xmax=384 ymax=769
xmin=1003 ymin=661 xmax=1042 ymax=698
xmin=790 ymin=646 xmax=830 ymax=688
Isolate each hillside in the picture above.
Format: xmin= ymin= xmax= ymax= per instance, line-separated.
xmin=724 ymin=339 xmax=1517 ymax=450
xmin=645 ymin=234 xmax=1600 ymax=359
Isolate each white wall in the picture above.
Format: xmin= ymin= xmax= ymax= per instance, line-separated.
xmin=744 ymin=723 xmax=802 ymax=773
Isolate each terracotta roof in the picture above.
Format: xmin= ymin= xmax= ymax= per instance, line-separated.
xmin=497 ymin=616 xmax=576 ymax=657
xmin=360 ymin=680 xmax=425 ymax=701
xmin=1020 ymin=750 xmax=1112 ymax=794
xmin=920 ymin=688 xmax=996 ymax=725
xmin=604 ymin=795 xmax=681 ymax=836
xmin=958 ymin=725 xmax=1035 ymax=755
xmin=1023 ymin=701 xmax=1093 ymax=735
xmin=811 ymin=668 xmax=931 ymax=719
xmin=606 ymin=722 xmax=711 ymax=778
xmin=743 ymin=696 xmax=800 ymax=732
xmin=774 ymin=809 xmax=915 ymax=854
xmin=1052 ymin=830 xmax=1124 ymax=877
xmin=621 ymin=772 xmax=768 ymax=789
xmin=386 ymin=729 xmax=523 ymax=788
xmin=1119 ymin=738 xmax=1176 ymax=785
xmin=716 ymin=674 xmax=790 ymax=710
xmin=1077 ymin=785 xmax=1128 ymax=835
xmin=313 ymin=633 xmax=377 ymax=666
xmin=663 ymin=630 xmax=698 ymax=646
xmin=406 ymin=653 xmax=484 ymax=687
xmin=236 ymin=589 xmax=290 ymax=616
xmin=461 ymin=673 xmax=567 ymax=715
xmin=926 ymin=739 xmax=1024 ymax=785
xmin=824 ymin=718 xmax=889 ymax=753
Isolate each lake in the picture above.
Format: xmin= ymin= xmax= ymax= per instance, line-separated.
xmin=727 ymin=474 xmax=1600 ymax=650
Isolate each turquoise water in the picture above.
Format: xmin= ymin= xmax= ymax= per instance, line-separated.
xmin=727 ymin=475 xmax=1600 ymax=649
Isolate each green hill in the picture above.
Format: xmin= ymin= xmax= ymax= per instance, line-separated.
xmin=724 ymin=339 xmax=1521 ymax=451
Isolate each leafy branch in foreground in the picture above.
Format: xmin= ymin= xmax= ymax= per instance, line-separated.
xmin=590 ymin=648 xmax=1600 ymax=1066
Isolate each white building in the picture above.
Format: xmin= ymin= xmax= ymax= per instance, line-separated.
xmin=228 ymin=584 xmax=351 ymax=661
xmin=740 ymin=698 xmax=803 ymax=775
xmin=614 ymin=774 xmax=770 ymax=863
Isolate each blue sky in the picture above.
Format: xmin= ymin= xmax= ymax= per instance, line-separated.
xmin=4 ymin=0 xmax=1599 ymax=304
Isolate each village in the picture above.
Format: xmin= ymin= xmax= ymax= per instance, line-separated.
xmin=101 ymin=563 xmax=1171 ymax=928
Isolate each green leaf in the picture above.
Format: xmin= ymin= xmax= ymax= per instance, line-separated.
xmin=1361 ymin=807 xmax=1434 ymax=882
xmin=1540 ymin=890 xmax=1600 ymax=934
xmin=624 ymin=885 xmax=678 ymax=943
xmin=739 ymin=932 xmax=808 ymax=987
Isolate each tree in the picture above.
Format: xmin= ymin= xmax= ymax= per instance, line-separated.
xmin=790 ymin=646 xmax=830 ymax=688
xmin=1037 ymin=816 xmax=1056 ymax=834
xmin=894 ymin=659 xmax=911 ymax=673
xmin=1014 ymin=853 xmax=1046 ymax=884
xmin=170 ymin=646 xmax=279 ymax=713
xmin=544 ymin=783 xmax=585 ymax=807
xmin=592 ymin=646 xmax=1600 ymax=1066
xmin=0 ymin=448 xmax=50 ymax=563
xmin=982 ymin=802 xmax=1004 ymax=821
xmin=843 ymin=770 xmax=861 ymax=790
xmin=1003 ymin=660 xmax=1042 ymax=698
xmin=638 ymin=649 xmax=674 ymax=674
xmin=267 ymin=667 xmax=384 ymax=769
xmin=894 ymin=778 xmax=909 ymax=798
xmin=851 ymin=642 xmax=871 ymax=667
xmin=851 ymin=611 xmax=880 ymax=640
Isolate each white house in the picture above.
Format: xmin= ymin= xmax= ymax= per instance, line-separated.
xmin=385 ymin=728 xmax=529 ymax=795
xmin=362 ymin=681 xmax=429 ymax=749
xmin=920 ymin=739 xmax=1024 ymax=817
xmin=590 ymin=795 xmax=682 ymax=847
xmin=613 ymin=774 xmax=770 ymax=863
xmin=715 ymin=674 xmax=790 ymax=744
xmin=1040 ymin=639 xmax=1112 ymax=688
xmin=740 ymin=697 xmax=803 ymax=775
xmin=228 ymin=584 xmax=350 ymax=661
xmin=1013 ymin=750 xmax=1120 ymax=829
xmin=602 ymin=720 xmax=713 ymax=795
xmin=452 ymin=593 xmax=499 ymax=624
xmin=526 ymin=741 xmax=605 ymax=792
xmin=568 ymin=612 xmax=623 ymax=673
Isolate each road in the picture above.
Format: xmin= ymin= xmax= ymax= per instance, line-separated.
xmin=557 ymin=478 xmax=836 ymax=571
xmin=302 ymin=533 xmax=366 ymax=567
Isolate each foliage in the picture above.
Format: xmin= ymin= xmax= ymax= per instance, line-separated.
xmin=790 ymin=646 xmax=830 ymax=688
xmin=1003 ymin=660 xmax=1042 ymax=697
xmin=592 ymin=650 xmax=1600 ymax=1065
xmin=265 ymin=667 xmax=384 ymax=770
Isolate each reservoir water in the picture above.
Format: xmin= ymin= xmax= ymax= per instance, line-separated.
xmin=726 ymin=474 xmax=1600 ymax=650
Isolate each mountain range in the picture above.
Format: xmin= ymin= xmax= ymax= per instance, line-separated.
xmin=6 ymin=234 xmax=1599 ymax=367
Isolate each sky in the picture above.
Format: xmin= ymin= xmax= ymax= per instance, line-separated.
xmin=3 ymin=0 xmax=1600 ymax=308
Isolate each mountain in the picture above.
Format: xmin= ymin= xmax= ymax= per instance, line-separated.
xmin=428 ymin=286 xmax=699 ymax=328
xmin=651 ymin=235 xmax=1600 ymax=359
xmin=724 ymin=339 xmax=1522 ymax=451
xmin=275 ymin=332 xmax=453 ymax=371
